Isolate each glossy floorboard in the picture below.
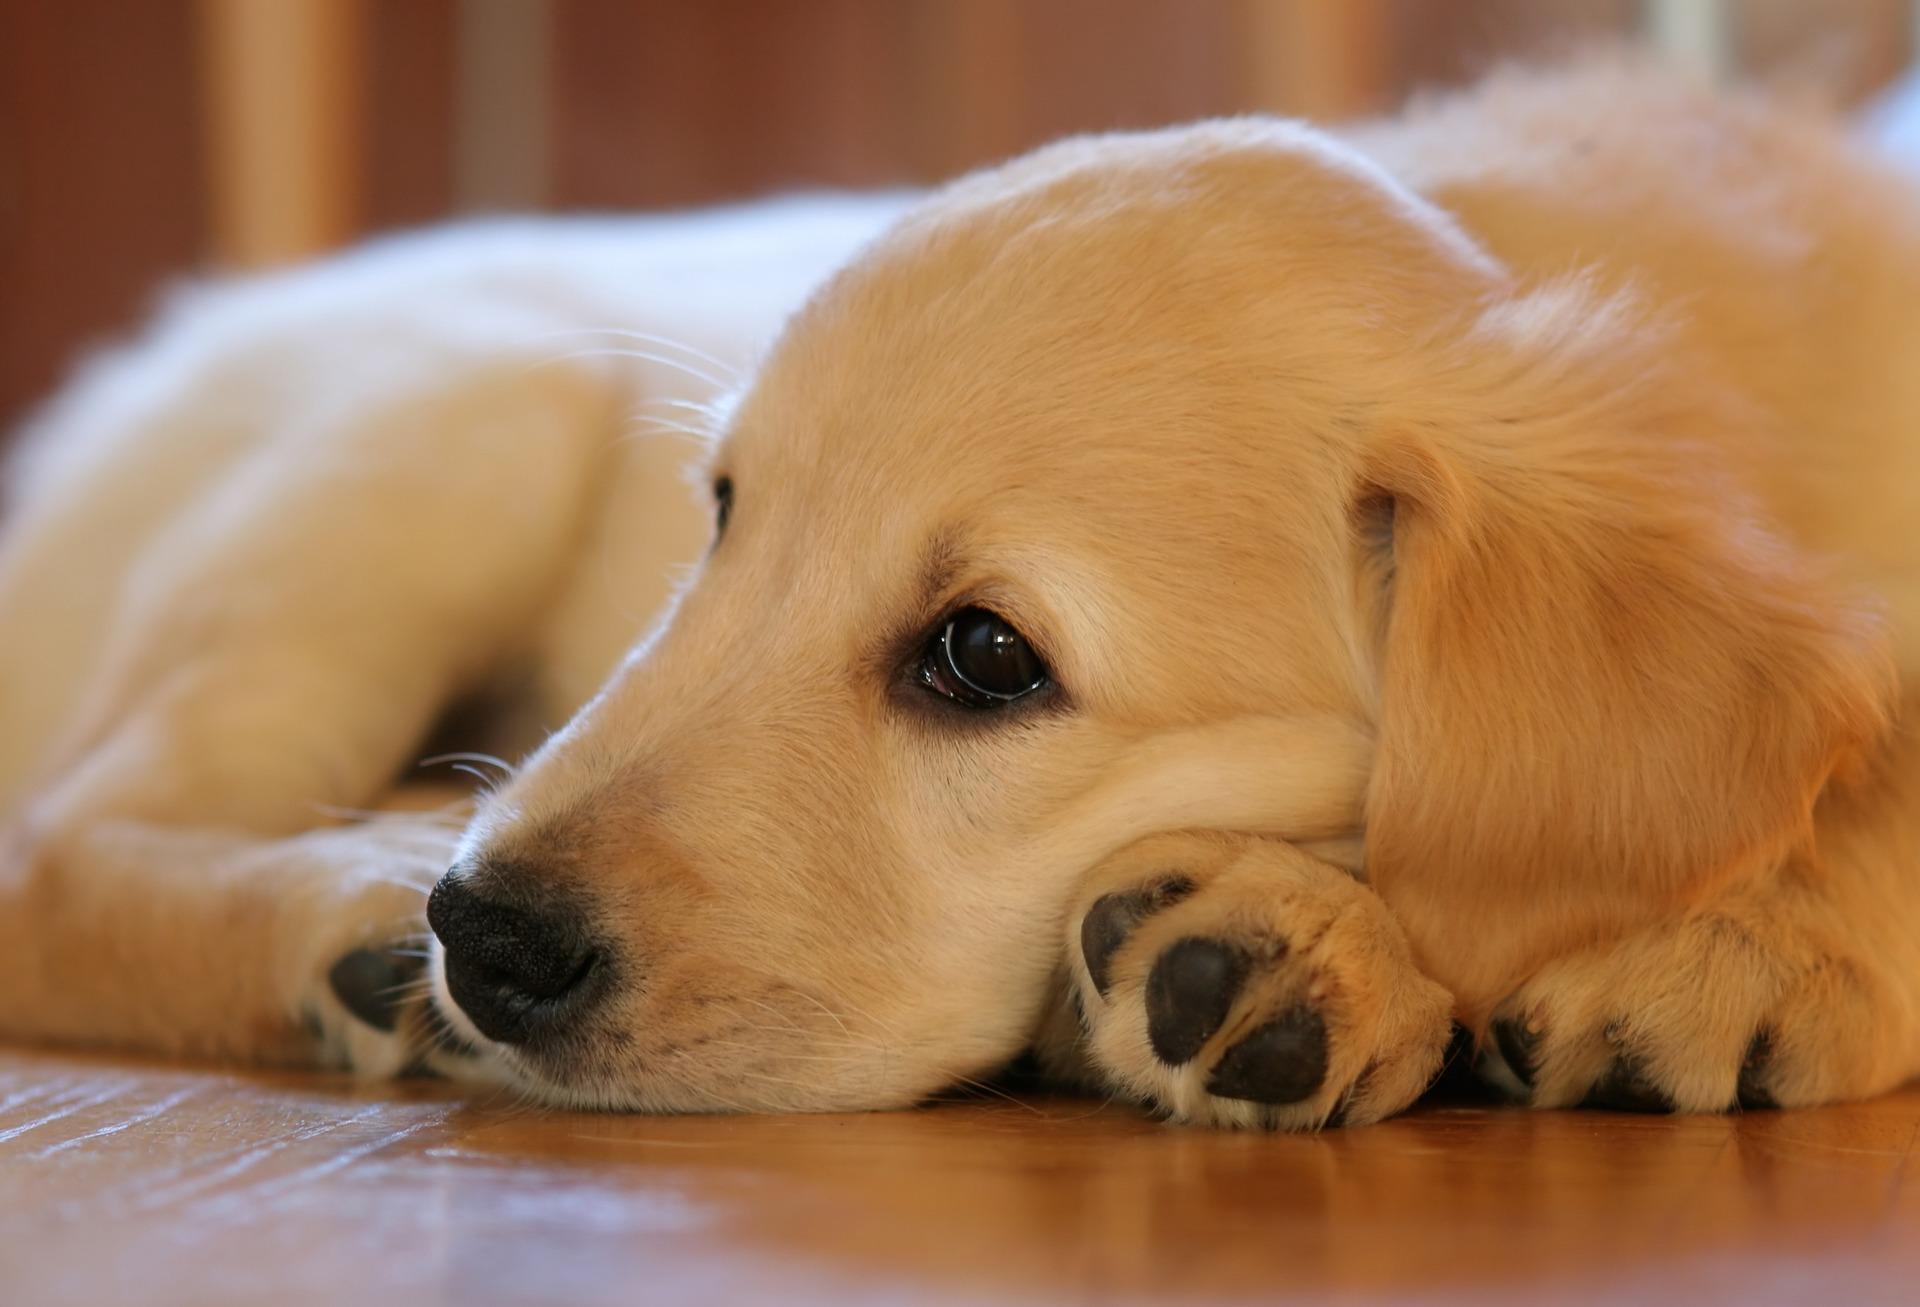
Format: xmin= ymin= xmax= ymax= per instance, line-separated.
xmin=1 ymin=1047 xmax=1916 ymax=1306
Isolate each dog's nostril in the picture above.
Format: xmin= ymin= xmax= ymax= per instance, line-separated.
xmin=427 ymin=871 xmax=603 ymax=1044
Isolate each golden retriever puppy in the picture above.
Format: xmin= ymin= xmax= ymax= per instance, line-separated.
xmin=2 ymin=61 xmax=1917 ymax=1128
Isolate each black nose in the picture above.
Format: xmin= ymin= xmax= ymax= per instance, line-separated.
xmin=427 ymin=871 xmax=603 ymax=1045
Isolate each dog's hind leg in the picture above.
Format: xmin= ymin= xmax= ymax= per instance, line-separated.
xmin=0 ymin=361 xmax=624 ymax=1071
xmin=0 ymin=321 xmax=277 ymax=810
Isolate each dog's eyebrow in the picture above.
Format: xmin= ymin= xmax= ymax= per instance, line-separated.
xmin=866 ymin=526 xmax=973 ymax=689
xmin=915 ymin=526 xmax=968 ymax=613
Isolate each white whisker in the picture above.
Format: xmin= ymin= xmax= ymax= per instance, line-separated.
xmin=418 ymin=751 xmax=517 ymax=779
xmin=353 ymin=875 xmax=434 ymax=896
xmin=634 ymin=395 xmax=727 ymax=421
xmin=522 ymin=326 xmax=741 ymax=382
xmin=535 ymin=346 xmax=731 ymax=392
xmin=623 ymin=415 xmax=718 ymax=445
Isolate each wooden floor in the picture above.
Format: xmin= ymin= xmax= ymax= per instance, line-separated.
xmin=2 ymin=1047 xmax=1916 ymax=1306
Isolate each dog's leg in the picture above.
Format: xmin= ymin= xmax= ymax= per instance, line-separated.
xmin=1475 ymin=790 xmax=1920 ymax=1112
xmin=1060 ymin=832 xmax=1455 ymax=1128
xmin=0 ymin=362 xmax=624 ymax=1071
xmin=0 ymin=805 xmax=486 ymax=1075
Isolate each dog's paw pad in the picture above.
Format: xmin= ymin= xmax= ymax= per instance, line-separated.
xmin=1205 ymin=1005 xmax=1328 ymax=1105
xmin=1146 ymin=936 xmax=1250 ymax=1065
xmin=326 ymin=946 xmax=425 ymax=1033
xmin=312 ymin=941 xmax=500 ymax=1084
xmin=1082 ymin=876 xmax=1194 ymax=998
xmin=1070 ymin=836 xmax=1454 ymax=1130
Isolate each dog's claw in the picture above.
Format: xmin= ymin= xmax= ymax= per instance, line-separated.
xmin=1491 ymin=1015 xmax=1542 ymax=1090
xmin=1580 ymin=1054 xmax=1675 ymax=1114
xmin=1735 ymin=1030 xmax=1780 ymax=1110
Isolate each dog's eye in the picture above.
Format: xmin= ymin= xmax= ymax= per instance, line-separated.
xmin=713 ymin=476 xmax=733 ymax=538
xmin=920 ymin=607 xmax=1049 ymax=708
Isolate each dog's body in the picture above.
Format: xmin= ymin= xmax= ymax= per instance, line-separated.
xmin=3 ymin=62 xmax=1919 ymax=1125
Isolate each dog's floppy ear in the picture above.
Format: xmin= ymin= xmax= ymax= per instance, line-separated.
xmin=1357 ymin=285 xmax=1895 ymax=1020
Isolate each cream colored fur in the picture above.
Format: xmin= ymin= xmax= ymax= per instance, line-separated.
xmin=1 ymin=62 xmax=1917 ymax=1127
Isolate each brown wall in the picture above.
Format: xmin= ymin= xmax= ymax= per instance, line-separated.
xmin=2 ymin=0 xmax=1912 ymax=432
xmin=1 ymin=2 xmax=204 ymax=433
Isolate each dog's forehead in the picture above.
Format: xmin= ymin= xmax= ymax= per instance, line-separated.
xmin=703 ymin=122 xmax=1482 ymax=653
xmin=718 ymin=374 xmax=1318 ymax=589
xmin=711 ymin=367 xmax=1352 ymax=701
xmin=730 ymin=240 xmax=1295 ymax=505
xmin=726 ymin=125 xmax=1494 ymax=494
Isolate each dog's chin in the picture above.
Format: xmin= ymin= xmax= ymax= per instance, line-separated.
xmin=418 ymin=951 xmax=877 ymax=1112
xmin=420 ymin=952 xmax=675 ymax=1109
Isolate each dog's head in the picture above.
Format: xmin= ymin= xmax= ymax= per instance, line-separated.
xmin=427 ymin=119 xmax=1890 ymax=1110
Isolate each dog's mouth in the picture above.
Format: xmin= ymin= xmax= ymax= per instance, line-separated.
xmin=422 ymin=991 xmax=488 ymax=1062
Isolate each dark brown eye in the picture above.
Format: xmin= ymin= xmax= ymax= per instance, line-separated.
xmin=920 ymin=607 xmax=1049 ymax=708
xmin=713 ymin=476 xmax=733 ymax=538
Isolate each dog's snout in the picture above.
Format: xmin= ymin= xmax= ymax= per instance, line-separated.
xmin=427 ymin=871 xmax=603 ymax=1045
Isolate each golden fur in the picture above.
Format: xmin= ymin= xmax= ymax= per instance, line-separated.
xmin=1 ymin=61 xmax=1917 ymax=1126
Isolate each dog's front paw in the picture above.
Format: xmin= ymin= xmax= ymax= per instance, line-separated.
xmin=1477 ymin=901 xmax=1906 ymax=1113
xmin=1070 ymin=834 xmax=1454 ymax=1128
xmin=270 ymin=822 xmax=495 ymax=1082
xmin=297 ymin=876 xmax=459 ymax=1080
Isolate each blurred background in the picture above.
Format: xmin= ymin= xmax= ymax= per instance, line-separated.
xmin=4 ymin=1 xmax=1918 ymax=432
